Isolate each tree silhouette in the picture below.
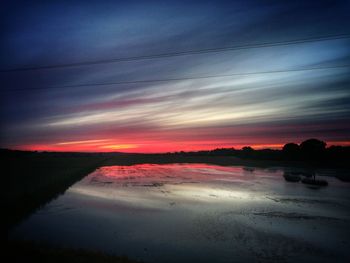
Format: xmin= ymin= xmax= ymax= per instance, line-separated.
xmin=242 ymin=146 xmax=253 ymax=152
xmin=283 ymin=143 xmax=299 ymax=152
xmin=300 ymin=139 xmax=326 ymax=160
xmin=300 ymin=138 xmax=326 ymax=151
xmin=282 ymin=143 xmax=299 ymax=159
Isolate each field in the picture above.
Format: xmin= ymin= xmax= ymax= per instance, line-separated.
xmin=3 ymin=149 xmax=350 ymax=262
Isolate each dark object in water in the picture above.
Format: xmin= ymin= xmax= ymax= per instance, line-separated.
xmin=300 ymin=171 xmax=315 ymax=178
xmin=283 ymin=172 xmax=301 ymax=182
xmin=243 ymin=167 xmax=255 ymax=172
xmin=301 ymin=178 xmax=328 ymax=186
xmin=289 ymin=171 xmax=302 ymax=175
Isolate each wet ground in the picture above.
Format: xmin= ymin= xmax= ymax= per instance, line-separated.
xmin=10 ymin=164 xmax=350 ymax=262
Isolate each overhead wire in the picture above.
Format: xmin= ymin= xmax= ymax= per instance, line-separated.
xmin=2 ymin=64 xmax=349 ymax=93
xmin=1 ymin=34 xmax=349 ymax=73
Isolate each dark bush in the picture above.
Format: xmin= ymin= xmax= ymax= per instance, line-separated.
xmin=300 ymin=139 xmax=326 ymax=160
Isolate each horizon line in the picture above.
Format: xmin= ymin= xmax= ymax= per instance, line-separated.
xmin=2 ymin=140 xmax=350 ymax=155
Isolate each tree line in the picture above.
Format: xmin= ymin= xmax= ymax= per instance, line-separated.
xmin=170 ymin=138 xmax=350 ymax=163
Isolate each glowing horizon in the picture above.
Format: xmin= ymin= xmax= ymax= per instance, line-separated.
xmin=7 ymin=139 xmax=350 ymax=153
xmin=1 ymin=1 xmax=349 ymax=152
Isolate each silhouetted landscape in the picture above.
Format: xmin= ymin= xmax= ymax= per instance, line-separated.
xmin=2 ymin=1 xmax=350 ymax=262
xmin=4 ymin=139 xmax=350 ymax=262
xmin=4 ymin=138 xmax=350 ymax=229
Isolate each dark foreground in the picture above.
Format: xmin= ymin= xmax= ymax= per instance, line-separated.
xmin=6 ymin=240 xmax=140 ymax=263
xmin=3 ymin=148 xmax=350 ymax=262
xmin=10 ymin=163 xmax=350 ymax=263
xmin=4 ymin=148 xmax=350 ymax=230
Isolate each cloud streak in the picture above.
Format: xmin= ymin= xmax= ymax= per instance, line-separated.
xmin=1 ymin=0 xmax=350 ymax=152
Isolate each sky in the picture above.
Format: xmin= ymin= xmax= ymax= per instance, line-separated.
xmin=1 ymin=0 xmax=350 ymax=152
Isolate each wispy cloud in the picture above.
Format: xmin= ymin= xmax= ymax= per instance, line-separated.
xmin=1 ymin=0 xmax=350 ymax=151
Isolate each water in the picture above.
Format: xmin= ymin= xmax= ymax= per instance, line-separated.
xmin=10 ymin=164 xmax=350 ymax=262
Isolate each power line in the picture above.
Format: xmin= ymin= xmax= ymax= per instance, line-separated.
xmin=1 ymin=34 xmax=349 ymax=73
xmin=2 ymin=64 xmax=349 ymax=93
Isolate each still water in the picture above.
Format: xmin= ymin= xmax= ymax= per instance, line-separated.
xmin=10 ymin=164 xmax=350 ymax=262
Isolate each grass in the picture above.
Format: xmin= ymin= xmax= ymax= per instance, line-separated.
xmin=3 ymin=151 xmax=109 ymax=231
xmin=6 ymin=240 xmax=141 ymax=263
xmin=4 ymin=148 xmax=349 ymax=232
xmin=3 ymin=150 xmax=142 ymax=262
xmin=3 ymin=148 xmax=349 ymax=262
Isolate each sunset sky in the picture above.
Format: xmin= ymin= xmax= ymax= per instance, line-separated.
xmin=1 ymin=0 xmax=350 ymax=152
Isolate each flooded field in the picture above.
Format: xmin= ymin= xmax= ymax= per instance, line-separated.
xmin=10 ymin=164 xmax=350 ymax=263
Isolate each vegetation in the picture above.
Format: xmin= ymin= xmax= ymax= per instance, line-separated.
xmin=3 ymin=138 xmax=349 ymax=232
xmin=6 ymin=240 xmax=141 ymax=263
xmin=164 ymin=138 xmax=350 ymax=167
xmin=2 ymin=150 xmax=111 ymax=231
xmin=3 ymin=138 xmax=349 ymax=261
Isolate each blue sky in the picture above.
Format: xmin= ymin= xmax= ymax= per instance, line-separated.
xmin=1 ymin=0 xmax=350 ymax=152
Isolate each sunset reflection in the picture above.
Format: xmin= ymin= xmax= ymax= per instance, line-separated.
xmin=68 ymin=164 xmax=275 ymax=209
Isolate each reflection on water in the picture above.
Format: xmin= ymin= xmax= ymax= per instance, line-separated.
xmin=10 ymin=164 xmax=350 ymax=263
